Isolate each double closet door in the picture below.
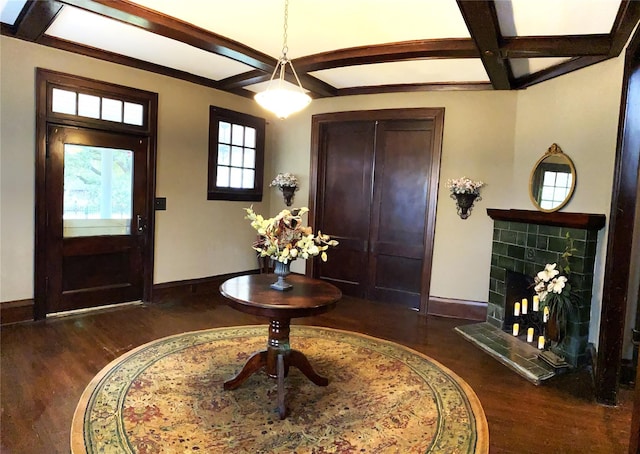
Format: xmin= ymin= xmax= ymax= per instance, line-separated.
xmin=311 ymin=109 xmax=443 ymax=311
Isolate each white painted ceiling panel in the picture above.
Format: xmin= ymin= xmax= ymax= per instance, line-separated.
xmin=0 ymin=0 xmax=27 ymax=25
xmin=45 ymin=6 xmax=254 ymax=80
xmin=129 ymin=0 xmax=472 ymax=59
xmin=310 ymin=59 xmax=490 ymax=89
xmin=496 ymin=0 xmax=622 ymax=37
xmin=510 ymin=57 xmax=573 ymax=78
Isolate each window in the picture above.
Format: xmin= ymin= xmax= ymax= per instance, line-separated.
xmin=51 ymin=88 xmax=145 ymax=126
xmin=208 ymin=106 xmax=265 ymax=201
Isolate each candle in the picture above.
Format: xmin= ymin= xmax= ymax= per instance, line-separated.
xmin=527 ymin=327 xmax=534 ymax=343
xmin=538 ymin=335 xmax=545 ymax=349
xmin=514 ymin=302 xmax=520 ymax=316
xmin=522 ymin=298 xmax=528 ymax=315
xmin=543 ymin=306 xmax=550 ymax=323
xmin=512 ymin=323 xmax=520 ymax=336
xmin=533 ymin=295 xmax=539 ymax=312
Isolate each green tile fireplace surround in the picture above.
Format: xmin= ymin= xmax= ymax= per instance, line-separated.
xmin=483 ymin=209 xmax=605 ymax=368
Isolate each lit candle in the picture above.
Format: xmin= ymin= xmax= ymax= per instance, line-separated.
xmin=514 ymin=302 xmax=520 ymax=317
xmin=522 ymin=298 xmax=528 ymax=315
xmin=527 ymin=327 xmax=534 ymax=343
xmin=538 ymin=335 xmax=545 ymax=349
xmin=512 ymin=323 xmax=520 ymax=336
xmin=543 ymin=306 xmax=550 ymax=323
xmin=533 ymin=295 xmax=539 ymax=312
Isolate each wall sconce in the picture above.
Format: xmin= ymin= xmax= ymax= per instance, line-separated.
xmin=446 ymin=177 xmax=485 ymax=220
xmin=270 ymin=172 xmax=299 ymax=206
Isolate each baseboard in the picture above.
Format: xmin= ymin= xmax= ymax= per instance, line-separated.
xmin=428 ymin=296 xmax=487 ymax=321
xmin=0 ymin=299 xmax=34 ymax=325
xmin=152 ymin=269 xmax=259 ymax=303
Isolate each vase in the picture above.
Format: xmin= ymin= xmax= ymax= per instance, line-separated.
xmin=271 ymin=260 xmax=293 ymax=291
xmin=280 ymin=186 xmax=296 ymax=206
xmin=452 ymin=192 xmax=480 ymax=219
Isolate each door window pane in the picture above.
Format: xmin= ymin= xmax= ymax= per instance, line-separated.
xmin=123 ymin=102 xmax=144 ymax=126
xmin=102 ymin=98 xmax=123 ymax=122
xmin=52 ymin=88 xmax=77 ymax=115
xmin=63 ymin=144 xmax=133 ymax=237
xmin=78 ymin=93 xmax=100 ymax=119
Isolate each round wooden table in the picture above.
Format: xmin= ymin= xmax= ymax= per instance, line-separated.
xmin=219 ymin=273 xmax=342 ymax=419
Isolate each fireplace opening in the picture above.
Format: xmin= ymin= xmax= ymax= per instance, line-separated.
xmin=503 ymin=270 xmax=535 ymax=331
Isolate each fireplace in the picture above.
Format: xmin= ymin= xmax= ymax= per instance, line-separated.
xmin=486 ymin=209 xmax=606 ymax=367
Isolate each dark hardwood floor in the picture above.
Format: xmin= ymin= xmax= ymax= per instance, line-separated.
xmin=1 ymin=291 xmax=633 ymax=453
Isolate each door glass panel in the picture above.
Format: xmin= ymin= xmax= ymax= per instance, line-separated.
xmin=63 ymin=144 xmax=133 ymax=237
xmin=52 ymin=88 xmax=77 ymax=115
xmin=78 ymin=93 xmax=100 ymax=119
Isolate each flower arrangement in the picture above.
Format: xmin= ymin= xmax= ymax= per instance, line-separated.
xmin=245 ymin=206 xmax=338 ymax=264
xmin=445 ymin=176 xmax=485 ymax=195
xmin=270 ymin=172 xmax=299 ymax=189
xmin=533 ymin=234 xmax=578 ymax=342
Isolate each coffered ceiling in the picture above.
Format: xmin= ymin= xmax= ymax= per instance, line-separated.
xmin=1 ymin=0 xmax=639 ymax=99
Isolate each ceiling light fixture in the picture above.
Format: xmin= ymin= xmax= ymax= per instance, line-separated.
xmin=254 ymin=0 xmax=311 ymax=119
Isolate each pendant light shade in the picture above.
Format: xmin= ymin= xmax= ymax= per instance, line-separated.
xmin=254 ymin=0 xmax=311 ymax=119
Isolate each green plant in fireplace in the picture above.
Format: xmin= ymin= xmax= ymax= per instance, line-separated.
xmin=533 ymin=232 xmax=579 ymax=344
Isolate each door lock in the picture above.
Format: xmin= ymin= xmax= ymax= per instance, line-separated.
xmin=136 ymin=215 xmax=147 ymax=233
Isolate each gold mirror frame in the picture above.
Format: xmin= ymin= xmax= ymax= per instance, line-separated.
xmin=529 ymin=143 xmax=576 ymax=213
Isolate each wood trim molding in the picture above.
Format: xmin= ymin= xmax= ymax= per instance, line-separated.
xmin=428 ymin=297 xmax=487 ymax=321
xmin=0 ymin=299 xmax=35 ymax=325
xmin=486 ymin=209 xmax=606 ymax=230
xmin=152 ymin=270 xmax=259 ymax=303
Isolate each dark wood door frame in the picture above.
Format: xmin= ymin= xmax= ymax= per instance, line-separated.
xmin=596 ymin=25 xmax=640 ymax=408
xmin=34 ymin=69 xmax=158 ymax=319
xmin=308 ymin=108 xmax=444 ymax=314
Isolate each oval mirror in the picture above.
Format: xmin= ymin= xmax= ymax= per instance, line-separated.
xmin=529 ymin=143 xmax=576 ymax=212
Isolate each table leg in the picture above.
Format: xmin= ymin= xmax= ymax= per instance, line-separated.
xmin=277 ymin=353 xmax=287 ymax=419
xmin=288 ymin=349 xmax=329 ymax=386
xmin=223 ymin=350 xmax=267 ymax=390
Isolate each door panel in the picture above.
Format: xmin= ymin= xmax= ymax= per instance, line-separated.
xmin=368 ymin=120 xmax=434 ymax=308
xmin=315 ymin=121 xmax=375 ymax=297
xmin=314 ymin=116 xmax=436 ymax=310
xmin=46 ymin=126 xmax=148 ymax=313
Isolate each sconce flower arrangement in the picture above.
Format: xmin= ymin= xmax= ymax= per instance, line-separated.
xmin=446 ymin=176 xmax=485 ymax=219
xmin=270 ymin=172 xmax=299 ymax=206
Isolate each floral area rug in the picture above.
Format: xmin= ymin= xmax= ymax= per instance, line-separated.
xmin=71 ymin=325 xmax=488 ymax=453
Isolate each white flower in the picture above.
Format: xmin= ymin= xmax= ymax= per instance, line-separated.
xmin=537 ymin=263 xmax=559 ymax=282
xmin=548 ymin=276 xmax=568 ymax=294
xmin=445 ymin=177 xmax=484 ymax=195
xmin=270 ymin=172 xmax=299 ymax=188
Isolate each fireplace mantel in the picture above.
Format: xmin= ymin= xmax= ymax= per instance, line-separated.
xmin=486 ymin=209 xmax=606 ymax=230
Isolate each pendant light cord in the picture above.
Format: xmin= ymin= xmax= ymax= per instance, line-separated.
xmin=282 ymin=0 xmax=289 ymax=60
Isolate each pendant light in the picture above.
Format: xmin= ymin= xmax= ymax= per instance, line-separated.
xmin=254 ymin=0 xmax=311 ymax=119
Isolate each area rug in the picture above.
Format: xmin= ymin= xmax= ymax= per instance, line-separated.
xmin=71 ymin=325 xmax=488 ymax=453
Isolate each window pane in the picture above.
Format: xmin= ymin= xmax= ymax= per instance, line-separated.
xmin=242 ymin=169 xmax=255 ymax=189
xmin=230 ymin=167 xmax=242 ymax=188
xmin=553 ymin=187 xmax=568 ymax=202
xmin=555 ymin=172 xmax=569 ymax=187
xmin=232 ymin=124 xmax=244 ymax=146
xmin=541 ymin=186 xmax=554 ymax=200
xmin=218 ymin=144 xmax=230 ymax=165
xmin=78 ymin=93 xmax=100 ymax=118
xmin=243 ymin=148 xmax=255 ymax=168
xmin=219 ymin=122 xmax=231 ymax=143
xmin=231 ymin=146 xmax=243 ymax=167
xmin=52 ymin=88 xmax=77 ymax=115
xmin=63 ymin=144 xmax=133 ymax=237
xmin=244 ymin=127 xmax=256 ymax=148
xmin=216 ymin=165 xmax=230 ymax=187
xmin=123 ymin=102 xmax=144 ymax=126
xmin=102 ymin=98 xmax=123 ymax=122
xmin=542 ymin=172 xmax=556 ymax=186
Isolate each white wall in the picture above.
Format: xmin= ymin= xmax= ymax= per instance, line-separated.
xmin=0 ymin=36 xmax=272 ymax=301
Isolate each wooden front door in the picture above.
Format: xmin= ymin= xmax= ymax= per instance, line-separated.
xmin=311 ymin=109 xmax=443 ymax=312
xmin=44 ymin=126 xmax=150 ymax=314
